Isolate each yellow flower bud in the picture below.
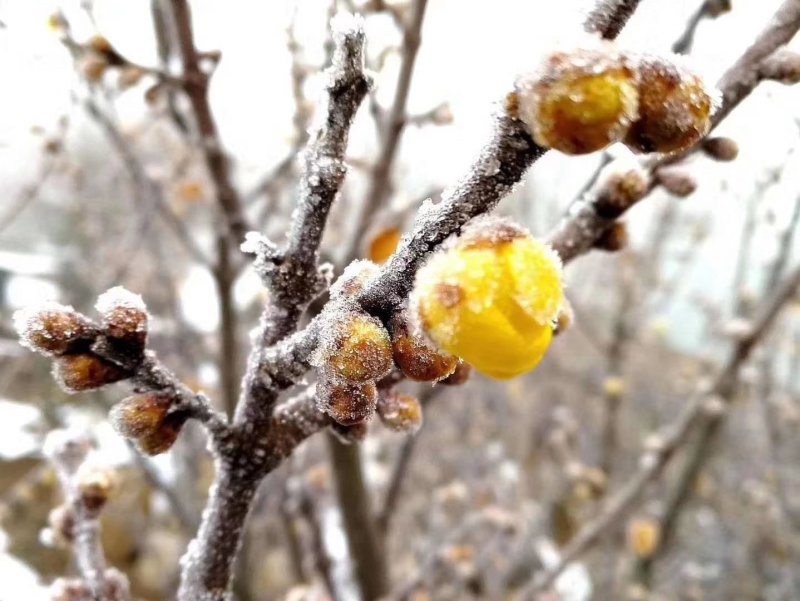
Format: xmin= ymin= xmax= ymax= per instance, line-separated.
xmin=627 ymin=517 xmax=661 ymax=559
xmin=411 ymin=219 xmax=564 ymax=380
xmin=516 ymin=43 xmax=639 ymax=155
xmin=320 ymin=311 xmax=392 ymax=383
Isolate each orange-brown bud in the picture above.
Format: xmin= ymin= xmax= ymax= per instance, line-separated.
xmin=389 ymin=312 xmax=458 ymax=382
xmin=14 ymin=303 xmax=94 ymax=357
xmin=95 ymin=287 xmax=148 ymax=354
xmin=81 ymin=55 xmax=108 ymax=83
xmin=110 ymin=392 xmax=185 ymax=455
xmin=377 ymin=391 xmax=423 ymax=434
xmin=625 ymin=55 xmax=715 ymax=154
xmin=77 ymin=469 xmax=115 ymax=514
xmin=53 ymin=354 xmax=128 ymax=393
xmin=440 ymin=360 xmax=473 ymax=386
xmin=320 ymin=311 xmax=392 ymax=383
xmin=317 ymin=379 xmax=377 ymax=426
xmin=594 ymin=221 xmax=629 ymax=252
xmin=88 ymin=35 xmax=125 ymax=66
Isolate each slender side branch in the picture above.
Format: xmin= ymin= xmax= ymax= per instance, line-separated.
xmin=520 ymin=262 xmax=800 ymax=598
xmin=169 ymin=0 xmax=251 ymax=245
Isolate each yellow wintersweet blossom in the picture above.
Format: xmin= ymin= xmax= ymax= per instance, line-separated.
xmin=411 ymin=219 xmax=564 ymax=380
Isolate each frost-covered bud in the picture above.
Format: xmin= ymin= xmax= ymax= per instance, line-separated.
xmin=625 ymin=55 xmax=715 ymax=154
xmin=110 ymin=392 xmax=185 ymax=455
xmin=77 ymin=468 xmax=115 ymax=514
xmin=626 ymin=517 xmax=661 ymax=559
xmin=440 ymin=360 xmax=472 ymax=386
xmin=594 ymin=221 xmax=629 ymax=252
xmin=318 ymin=311 xmax=392 ymax=383
xmin=95 ymin=287 xmax=148 ymax=354
xmin=81 ymin=55 xmax=108 ymax=83
xmin=377 ymin=391 xmax=423 ymax=434
xmin=595 ymin=164 xmax=649 ymax=218
xmin=329 ymin=260 xmax=380 ymax=300
xmin=47 ymin=505 xmax=75 ymax=546
xmin=330 ymin=420 xmax=369 ymax=444
xmin=656 ymin=166 xmax=697 ymax=197
xmin=516 ymin=42 xmax=639 ymax=155
xmin=317 ymin=379 xmax=378 ymax=426
xmin=702 ymin=137 xmax=739 ymax=162
xmin=389 ymin=312 xmax=457 ymax=382
xmin=411 ymin=218 xmax=564 ymax=380
xmin=14 ymin=303 xmax=95 ymax=357
xmin=53 ymin=354 xmax=128 ymax=393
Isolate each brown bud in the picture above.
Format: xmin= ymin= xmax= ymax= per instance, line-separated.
xmin=47 ymin=505 xmax=76 ymax=546
xmin=317 ymin=379 xmax=377 ymax=426
xmin=702 ymin=137 xmax=739 ymax=162
xmin=440 ymin=360 xmax=472 ymax=386
xmin=95 ymin=287 xmax=148 ymax=354
xmin=77 ymin=469 xmax=115 ymax=514
xmin=516 ymin=42 xmax=639 ymax=155
xmin=656 ymin=167 xmax=697 ymax=197
xmin=330 ymin=260 xmax=380 ymax=299
xmin=594 ymin=165 xmax=649 ymax=218
xmin=81 ymin=55 xmax=108 ymax=83
xmin=627 ymin=517 xmax=661 ymax=558
xmin=144 ymin=83 xmax=162 ymax=105
xmin=53 ymin=354 xmax=128 ymax=393
xmin=330 ymin=420 xmax=369 ymax=444
xmin=389 ymin=312 xmax=457 ymax=382
xmin=625 ymin=55 xmax=715 ymax=154
xmin=14 ymin=303 xmax=94 ymax=356
xmin=594 ymin=222 xmax=629 ymax=252
xmin=553 ymin=300 xmax=574 ymax=336
xmin=322 ymin=312 xmax=392 ymax=383
xmin=110 ymin=391 xmax=185 ymax=455
xmin=377 ymin=391 xmax=423 ymax=434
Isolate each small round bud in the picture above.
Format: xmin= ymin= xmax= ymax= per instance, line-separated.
xmin=440 ymin=360 xmax=472 ymax=386
xmin=330 ymin=420 xmax=369 ymax=444
xmin=317 ymin=379 xmax=378 ymax=426
xmin=95 ymin=286 xmax=148 ymax=353
xmin=88 ymin=35 xmax=124 ymax=66
xmin=625 ymin=55 xmax=715 ymax=154
xmin=110 ymin=392 xmax=186 ymax=455
xmin=81 ymin=55 xmax=108 ymax=83
xmin=516 ymin=43 xmax=639 ymax=155
xmin=702 ymin=137 xmax=738 ymax=162
xmin=53 ymin=354 xmax=128 ymax=393
xmin=320 ymin=312 xmax=392 ymax=383
xmin=553 ymin=300 xmax=574 ymax=336
xmin=377 ymin=391 xmax=423 ymax=434
xmin=594 ymin=221 xmax=629 ymax=252
xmin=389 ymin=312 xmax=457 ymax=382
xmin=594 ymin=164 xmax=650 ymax=218
xmin=603 ymin=376 xmax=626 ymax=399
xmin=626 ymin=517 xmax=661 ymax=559
xmin=656 ymin=167 xmax=697 ymax=197
xmin=411 ymin=218 xmax=564 ymax=380
xmin=14 ymin=302 xmax=94 ymax=357
xmin=77 ymin=468 xmax=116 ymax=514
xmin=368 ymin=227 xmax=402 ymax=264
xmin=47 ymin=505 xmax=75 ymax=546
xmin=329 ymin=260 xmax=380 ymax=300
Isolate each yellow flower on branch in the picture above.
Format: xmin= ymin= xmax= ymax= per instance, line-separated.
xmin=411 ymin=219 xmax=564 ymax=380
